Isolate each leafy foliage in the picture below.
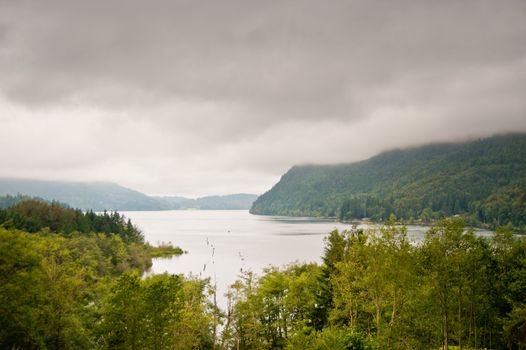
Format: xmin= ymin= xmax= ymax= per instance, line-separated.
xmin=0 ymin=201 xmax=204 ymax=350
xmin=98 ymin=273 xmax=214 ymax=350
xmin=0 ymin=228 xmax=151 ymax=349
xmin=222 ymin=219 xmax=526 ymax=349
xmin=251 ymin=133 xmax=526 ymax=231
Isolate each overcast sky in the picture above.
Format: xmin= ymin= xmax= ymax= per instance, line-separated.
xmin=0 ymin=0 xmax=525 ymax=196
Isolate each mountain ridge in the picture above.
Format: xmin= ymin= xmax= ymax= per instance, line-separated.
xmin=0 ymin=178 xmax=258 ymax=211
xmin=250 ymin=133 xmax=526 ymax=230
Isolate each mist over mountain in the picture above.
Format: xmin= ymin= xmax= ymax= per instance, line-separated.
xmin=251 ymin=133 xmax=526 ymax=229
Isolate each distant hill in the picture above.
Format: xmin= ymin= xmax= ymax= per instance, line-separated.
xmin=154 ymin=194 xmax=258 ymax=210
xmin=0 ymin=179 xmax=165 ymax=211
xmin=250 ymin=133 xmax=526 ymax=230
xmin=196 ymin=194 xmax=259 ymax=209
xmin=0 ymin=178 xmax=258 ymax=211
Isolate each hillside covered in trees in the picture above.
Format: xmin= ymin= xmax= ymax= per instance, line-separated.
xmin=251 ymin=133 xmax=526 ymax=230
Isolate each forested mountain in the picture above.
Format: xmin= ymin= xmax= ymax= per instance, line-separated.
xmin=251 ymin=133 xmax=526 ymax=230
xmin=0 ymin=178 xmax=257 ymax=211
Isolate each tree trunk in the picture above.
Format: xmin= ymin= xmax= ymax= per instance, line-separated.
xmin=444 ymin=311 xmax=449 ymax=350
xmin=458 ymin=284 xmax=462 ymax=349
xmin=376 ymin=297 xmax=381 ymax=347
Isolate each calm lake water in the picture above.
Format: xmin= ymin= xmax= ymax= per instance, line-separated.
xmin=122 ymin=210 xmax=492 ymax=307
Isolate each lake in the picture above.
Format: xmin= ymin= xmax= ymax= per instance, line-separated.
xmin=122 ymin=210 xmax=492 ymax=308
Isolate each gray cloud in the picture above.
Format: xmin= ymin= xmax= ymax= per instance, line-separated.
xmin=0 ymin=0 xmax=525 ymax=195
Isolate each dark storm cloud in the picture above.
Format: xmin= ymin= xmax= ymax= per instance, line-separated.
xmin=0 ymin=0 xmax=525 ymax=195
xmin=2 ymin=0 xmax=524 ymax=116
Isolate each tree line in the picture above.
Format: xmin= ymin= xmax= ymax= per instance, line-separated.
xmin=0 ymin=198 xmax=144 ymax=242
